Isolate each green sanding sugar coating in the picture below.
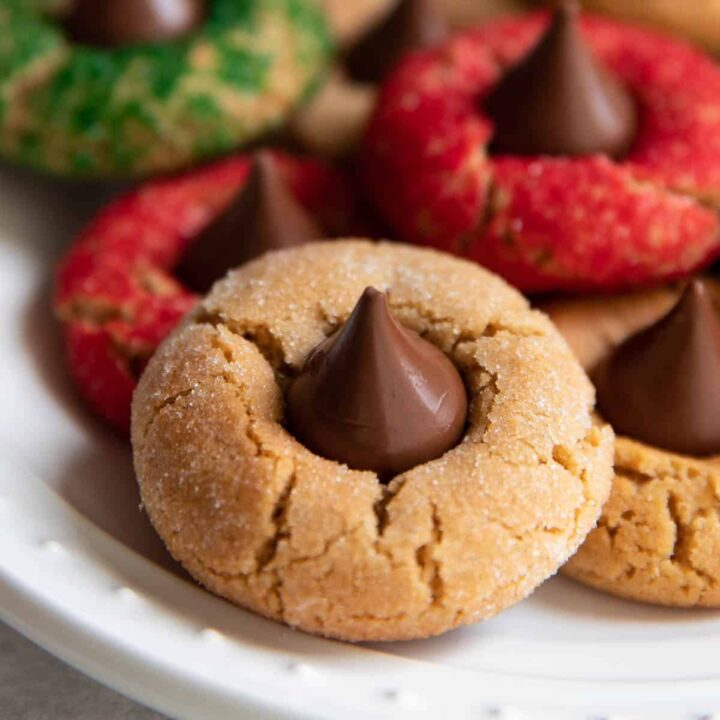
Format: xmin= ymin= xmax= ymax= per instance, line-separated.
xmin=0 ymin=0 xmax=332 ymax=177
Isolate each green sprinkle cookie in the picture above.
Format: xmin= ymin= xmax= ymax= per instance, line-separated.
xmin=0 ymin=0 xmax=332 ymax=177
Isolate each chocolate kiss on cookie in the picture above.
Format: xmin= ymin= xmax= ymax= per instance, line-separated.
xmin=65 ymin=0 xmax=206 ymax=47
xmin=595 ymin=280 xmax=720 ymax=456
xmin=177 ymin=153 xmax=321 ymax=293
xmin=485 ymin=2 xmax=636 ymax=158
xmin=344 ymin=0 xmax=448 ymax=84
xmin=287 ymin=287 xmax=468 ymax=479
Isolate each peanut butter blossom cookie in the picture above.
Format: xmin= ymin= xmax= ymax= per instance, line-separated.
xmin=361 ymin=4 xmax=720 ymax=292
xmin=545 ymin=280 xmax=720 ymax=606
xmin=565 ymin=0 xmax=720 ymax=54
xmin=55 ymin=151 xmax=361 ymax=431
xmin=132 ymin=240 xmax=614 ymax=641
xmin=0 ymin=0 xmax=332 ymax=177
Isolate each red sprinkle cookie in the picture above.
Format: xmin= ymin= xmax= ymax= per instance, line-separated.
xmin=55 ymin=152 xmax=359 ymax=432
xmin=361 ymin=11 xmax=720 ymax=292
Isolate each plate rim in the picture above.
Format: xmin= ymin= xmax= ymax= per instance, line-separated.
xmin=3 ymin=450 xmax=720 ymax=720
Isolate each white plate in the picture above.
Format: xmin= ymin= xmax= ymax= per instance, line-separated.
xmin=0 ymin=163 xmax=718 ymax=720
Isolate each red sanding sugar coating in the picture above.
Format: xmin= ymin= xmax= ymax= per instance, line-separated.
xmin=55 ymin=152 xmax=361 ymax=432
xmin=361 ymin=12 xmax=720 ymax=293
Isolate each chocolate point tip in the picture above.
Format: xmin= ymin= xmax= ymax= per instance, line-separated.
xmin=686 ymin=278 xmax=707 ymax=300
xmin=253 ymin=149 xmax=275 ymax=173
xmin=247 ymin=151 xmax=280 ymax=191
xmin=673 ymin=279 xmax=711 ymax=319
xmin=359 ymin=286 xmax=386 ymax=305
xmin=676 ymin=279 xmax=718 ymax=333
xmin=347 ymin=286 xmax=394 ymax=338
xmin=557 ymin=1 xmax=579 ymax=19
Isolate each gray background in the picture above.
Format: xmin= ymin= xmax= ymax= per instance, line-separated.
xmin=0 ymin=622 xmax=166 ymax=720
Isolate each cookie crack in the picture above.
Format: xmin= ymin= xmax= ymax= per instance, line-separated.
xmin=554 ymin=428 xmax=614 ymax=549
xmin=283 ymin=523 xmax=366 ymax=568
xmin=474 ymin=368 xmax=500 ymax=448
xmin=666 ymin=491 xmax=718 ymax=588
xmin=205 ymin=334 xmax=296 ymax=615
xmin=372 ymin=480 xmax=407 ymax=570
xmin=613 ymin=466 xmax=655 ymax=485
xmin=667 ymin=491 xmax=684 ymax=563
xmin=373 ymin=486 xmax=392 ymax=538
xmin=255 ymin=469 xmax=297 ymax=573
xmin=389 ymin=300 xmax=469 ymax=335
xmin=415 ymin=502 xmax=445 ymax=609
xmin=391 ymin=301 xmax=543 ymax=352
xmin=461 ymin=348 xmax=601 ymax=475
xmin=602 ymin=466 xmax=718 ymax=586
xmin=263 ymin=473 xmax=296 ymax=621
xmin=315 ymin=304 xmax=341 ymax=337
xmin=194 ymin=310 xmax=293 ymax=379
xmin=136 ymin=384 xmax=202 ymax=451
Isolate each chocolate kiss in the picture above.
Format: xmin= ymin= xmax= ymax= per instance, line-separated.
xmin=65 ymin=0 xmax=206 ymax=48
xmin=595 ymin=280 xmax=720 ymax=456
xmin=484 ymin=2 xmax=637 ymax=158
xmin=287 ymin=287 xmax=468 ymax=479
xmin=345 ymin=0 xmax=448 ymax=84
xmin=176 ymin=153 xmax=322 ymax=293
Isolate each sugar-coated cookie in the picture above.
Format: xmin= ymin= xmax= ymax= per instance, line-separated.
xmin=544 ymin=281 xmax=720 ymax=606
xmin=361 ymin=11 xmax=720 ymax=292
xmin=132 ymin=240 xmax=614 ymax=641
xmin=0 ymin=0 xmax=331 ymax=177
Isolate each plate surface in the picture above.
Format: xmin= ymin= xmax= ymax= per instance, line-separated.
xmin=0 ymin=163 xmax=718 ymax=720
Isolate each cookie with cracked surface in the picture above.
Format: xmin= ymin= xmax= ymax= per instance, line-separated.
xmin=361 ymin=11 xmax=720 ymax=293
xmin=544 ymin=280 xmax=720 ymax=606
xmin=132 ymin=240 xmax=614 ymax=641
xmin=0 ymin=0 xmax=331 ymax=177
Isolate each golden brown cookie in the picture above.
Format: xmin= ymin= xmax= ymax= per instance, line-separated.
xmin=132 ymin=240 xmax=613 ymax=641
xmin=543 ymin=280 xmax=720 ymax=607
xmin=548 ymin=0 xmax=720 ymax=54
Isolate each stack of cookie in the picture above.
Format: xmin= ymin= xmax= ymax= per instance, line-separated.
xmin=543 ymin=281 xmax=720 ymax=607
xmin=360 ymin=2 xmax=720 ymax=611
xmin=44 ymin=0 xmax=720 ymax=641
